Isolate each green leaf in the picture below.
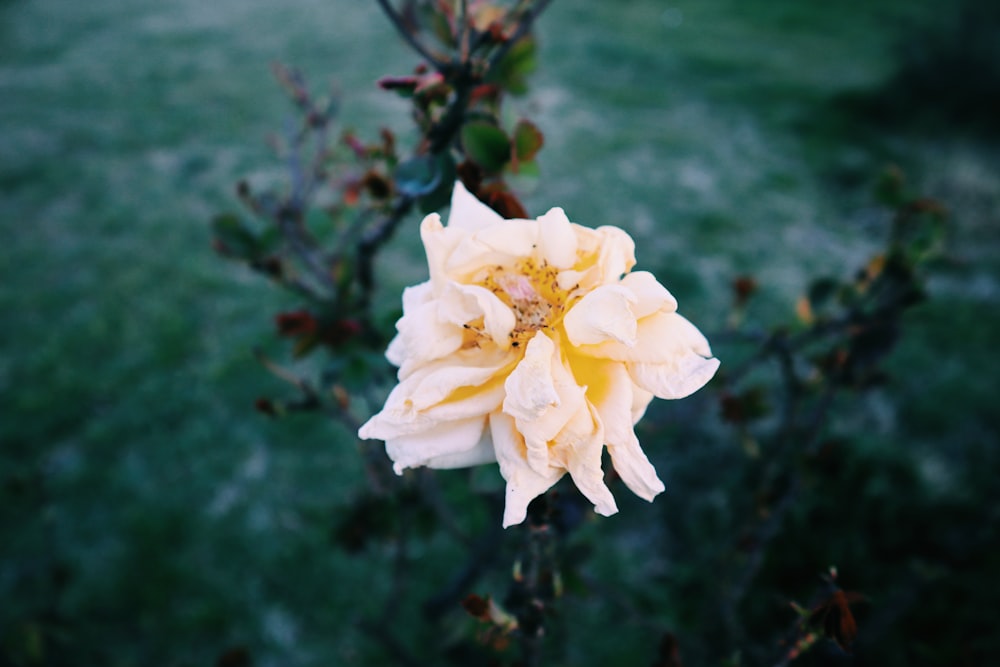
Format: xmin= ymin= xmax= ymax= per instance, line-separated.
xmin=513 ymin=119 xmax=544 ymax=162
xmin=394 ymin=155 xmax=441 ymax=197
xmin=461 ymin=121 xmax=510 ymax=173
xmin=488 ymin=35 xmax=537 ymax=95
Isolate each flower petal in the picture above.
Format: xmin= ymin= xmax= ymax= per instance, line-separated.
xmin=438 ymin=281 xmax=516 ymax=346
xmin=563 ymin=284 xmax=638 ymax=347
xmin=423 ymin=425 xmax=497 ymax=469
xmin=503 ymin=332 xmax=589 ymax=475
xmin=359 ymin=347 xmax=514 ymax=441
xmin=628 ymin=354 xmax=721 ymax=399
xmin=536 ymin=207 xmax=578 ymax=269
xmin=491 ymin=412 xmax=565 ymax=528
xmin=553 ymin=404 xmax=618 ymax=517
xmin=567 ymin=355 xmax=662 ymax=502
xmin=384 ymin=415 xmax=489 ymax=474
xmin=449 ymin=180 xmax=505 ymax=232
xmin=595 ymin=225 xmax=637 ymax=284
xmin=445 ymin=220 xmax=538 ymax=278
xmin=572 ymin=311 xmax=715 ymax=364
xmin=619 ymin=271 xmax=678 ymax=317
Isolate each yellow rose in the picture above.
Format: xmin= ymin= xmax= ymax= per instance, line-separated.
xmin=359 ymin=182 xmax=719 ymax=527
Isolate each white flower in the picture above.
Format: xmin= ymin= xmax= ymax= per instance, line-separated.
xmin=359 ymin=182 xmax=719 ymax=527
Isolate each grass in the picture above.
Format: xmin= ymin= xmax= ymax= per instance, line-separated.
xmin=2 ymin=0 xmax=998 ymax=665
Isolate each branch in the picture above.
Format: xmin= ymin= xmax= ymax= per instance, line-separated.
xmin=487 ymin=0 xmax=554 ymax=69
xmin=374 ymin=0 xmax=448 ymax=68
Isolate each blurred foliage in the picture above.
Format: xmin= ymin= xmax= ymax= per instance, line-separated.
xmin=2 ymin=0 xmax=999 ymax=666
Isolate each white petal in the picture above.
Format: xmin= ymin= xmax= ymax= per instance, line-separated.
xmin=595 ymin=225 xmax=637 ymax=283
xmin=491 ymin=412 xmax=565 ymax=528
xmin=445 ymin=220 xmax=538 ymax=278
xmin=631 ymin=384 xmax=655 ymax=424
xmin=619 ymin=271 xmax=678 ymax=317
xmin=563 ymin=284 xmax=638 ymax=347
xmin=448 ymin=180 xmax=504 ymax=232
xmin=503 ymin=332 xmax=588 ymax=475
xmin=572 ymin=311 xmax=713 ymax=364
xmin=502 ymin=332 xmax=560 ymax=423
xmin=420 ymin=214 xmax=463 ymax=287
xmin=590 ymin=363 xmax=664 ymax=501
xmin=423 ymin=425 xmax=497 ymax=469
xmin=628 ymin=354 xmax=721 ymax=400
xmin=383 ymin=415 xmax=488 ymax=474
xmin=536 ymin=207 xmax=578 ymax=269
xmin=393 ymin=299 xmax=464 ymax=377
xmin=438 ymin=282 xmax=516 ymax=346
xmin=359 ymin=347 xmax=514 ymax=440
xmin=554 ymin=404 xmax=618 ymax=517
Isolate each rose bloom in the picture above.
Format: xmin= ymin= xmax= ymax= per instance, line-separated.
xmin=359 ymin=183 xmax=719 ymax=527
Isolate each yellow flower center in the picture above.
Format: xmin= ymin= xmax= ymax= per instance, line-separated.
xmin=470 ymin=257 xmax=571 ymax=348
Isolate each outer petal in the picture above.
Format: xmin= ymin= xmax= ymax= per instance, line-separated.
xmin=384 ymin=416 xmax=489 ymax=474
xmin=491 ymin=412 xmax=565 ymax=528
xmin=563 ymin=284 xmax=638 ymax=347
xmin=553 ymin=404 xmax=618 ymax=517
xmin=572 ymin=311 xmax=715 ymax=364
xmin=567 ymin=354 xmax=663 ymax=502
xmin=448 ymin=180 xmax=504 ymax=232
xmin=359 ymin=347 xmax=514 ymax=440
xmin=420 ymin=214 xmax=465 ymax=288
xmin=393 ymin=298 xmax=464 ymax=377
xmin=628 ymin=354 xmax=721 ymax=400
xmin=422 ymin=424 xmax=497 ymax=469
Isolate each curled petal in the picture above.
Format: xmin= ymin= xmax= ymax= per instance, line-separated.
xmin=536 ymin=207 xmax=578 ymax=269
xmin=629 ymin=354 xmax=721 ymax=400
xmin=392 ymin=298 xmax=463 ymax=377
xmin=438 ymin=282 xmax=516 ymax=346
xmin=573 ymin=311 xmax=715 ymax=364
xmin=563 ymin=284 xmax=638 ymax=347
xmin=491 ymin=412 xmax=565 ymax=528
xmin=359 ymin=348 xmax=514 ymax=440
xmin=593 ymin=363 xmax=664 ymax=500
xmin=595 ymin=225 xmax=637 ymax=284
xmin=554 ymin=404 xmax=618 ymax=517
xmin=503 ymin=332 xmax=588 ymax=474
xmin=619 ymin=271 xmax=678 ymax=317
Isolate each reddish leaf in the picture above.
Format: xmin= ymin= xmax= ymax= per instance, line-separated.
xmin=513 ymin=119 xmax=544 ymax=163
xmin=809 ymin=589 xmax=864 ymax=651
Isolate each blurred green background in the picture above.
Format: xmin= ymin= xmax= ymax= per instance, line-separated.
xmin=2 ymin=0 xmax=998 ymax=665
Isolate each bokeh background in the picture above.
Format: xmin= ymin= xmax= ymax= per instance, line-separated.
xmin=2 ymin=0 xmax=998 ymax=665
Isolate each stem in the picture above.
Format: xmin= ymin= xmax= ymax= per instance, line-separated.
xmin=374 ymin=0 xmax=447 ymax=67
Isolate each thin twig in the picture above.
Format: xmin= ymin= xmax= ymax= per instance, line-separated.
xmin=375 ymin=0 xmax=448 ymax=68
xmin=487 ymin=0 xmax=554 ymax=69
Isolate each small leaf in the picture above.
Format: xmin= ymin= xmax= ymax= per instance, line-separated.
xmin=461 ymin=122 xmax=511 ymax=173
xmin=512 ymin=119 xmax=544 ymax=163
xmin=394 ymin=155 xmax=441 ymax=197
xmin=488 ymin=35 xmax=537 ymax=95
